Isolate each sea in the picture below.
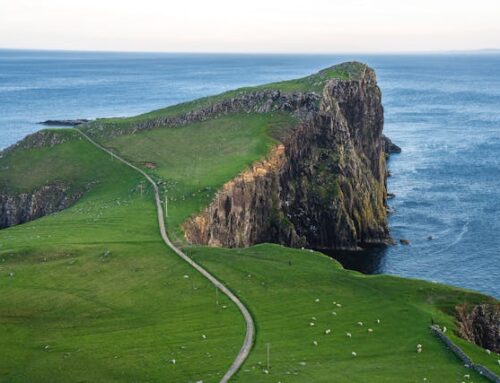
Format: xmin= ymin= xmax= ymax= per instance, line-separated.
xmin=1 ymin=49 xmax=499 ymax=298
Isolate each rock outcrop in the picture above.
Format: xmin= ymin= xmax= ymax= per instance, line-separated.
xmin=184 ymin=64 xmax=390 ymax=250
xmin=456 ymin=303 xmax=500 ymax=353
xmin=0 ymin=182 xmax=83 ymax=229
xmin=0 ymin=130 xmax=84 ymax=230
xmin=85 ymin=91 xmax=320 ymax=139
xmin=382 ymin=135 xmax=402 ymax=154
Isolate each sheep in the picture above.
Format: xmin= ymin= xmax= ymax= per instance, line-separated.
xmin=443 ymin=326 xmax=447 ymax=333
xmin=332 ymin=311 xmax=337 ymax=316
xmin=311 ymin=316 xmax=317 ymax=321
xmin=313 ymin=341 xmax=318 ymax=346
xmin=463 ymin=374 xmax=470 ymax=379
xmin=368 ymin=328 xmax=373 ymax=333
xmin=202 ymin=334 xmax=207 ymax=340
xmin=357 ymin=321 xmax=363 ymax=326
xmin=417 ymin=344 xmax=423 ymax=353
xmin=171 ymin=359 xmax=176 ymax=365
xmin=486 ymin=349 xmax=491 ymax=355
xmin=336 ymin=303 xmax=342 ymax=308
xmin=183 ymin=275 xmax=189 ymax=279
xmin=315 ymin=298 xmax=320 ymax=303
xmin=346 ymin=332 xmax=352 ymax=338
xmin=309 ymin=322 xmax=315 ymax=327
xmin=351 ymin=351 xmax=357 ymax=357
xmin=376 ymin=319 xmax=381 ymax=324
xmin=325 ymin=329 xmax=331 ymax=335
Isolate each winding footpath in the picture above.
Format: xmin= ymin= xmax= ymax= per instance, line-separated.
xmin=76 ymin=129 xmax=255 ymax=383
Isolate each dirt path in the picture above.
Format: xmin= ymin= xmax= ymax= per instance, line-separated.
xmin=76 ymin=129 xmax=255 ymax=383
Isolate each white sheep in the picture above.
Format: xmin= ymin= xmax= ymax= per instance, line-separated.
xmin=376 ymin=319 xmax=381 ymax=324
xmin=486 ymin=349 xmax=491 ymax=355
xmin=315 ymin=298 xmax=320 ymax=303
xmin=463 ymin=374 xmax=470 ymax=379
xmin=357 ymin=321 xmax=363 ymax=326
xmin=332 ymin=311 xmax=337 ymax=316
xmin=202 ymin=334 xmax=207 ymax=340
xmin=171 ymin=359 xmax=176 ymax=365
xmin=443 ymin=326 xmax=447 ymax=333
xmin=309 ymin=322 xmax=315 ymax=327
xmin=311 ymin=316 xmax=317 ymax=321
xmin=368 ymin=328 xmax=373 ymax=333
xmin=313 ymin=341 xmax=318 ymax=346
xmin=336 ymin=303 xmax=342 ymax=308
xmin=346 ymin=332 xmax=352 ymax=338
xmin=325 ymin=329 xmax=331 ymax=335
xmin=351 ymin=351 xmax=357 ymax=356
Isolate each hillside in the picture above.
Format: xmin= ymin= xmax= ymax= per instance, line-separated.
xmin=0 ymin=62 xmax=498 ymax=382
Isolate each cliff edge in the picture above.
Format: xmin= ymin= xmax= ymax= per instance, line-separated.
xmin=184 ymin=63 xmax=390 ymax=250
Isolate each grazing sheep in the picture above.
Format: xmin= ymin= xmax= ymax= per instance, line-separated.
xmin=171 ymin=359 xmax=176 ymax=365
xmin=443 ymin=326 xmax=447 ymax=333
xmin=463 ymin=374 xmax=470 ymax=379
xmin=417 ymin=348 xmax=422 ymax=353
xmin=183 ymin=275 xmax=189 ymax=279
xmin=336 ymin=303 xmax=342 ymax=308
xmin=309 ymin=322 xmax=315 ymax=327
xmin=357 ymin=321 xmax=363 ymax=326
xmin=376 ymin=319 xmax=381 ymax=324
xmin=315 ymin=298 xmax=320 ymax=303
xmin=325 ymin=329 xmax=331 ymax=335
xmin=332 ymin=311 xmax=337 ymax=316
xmin=346 ymin=332 xmax=352 ymax=338
xmin=311 ymin=316 xmax=317 ymax=321
xmin=313 ymin=341 xmax=318 ymax=346
xmin=202 ymin=334 xmax=207 ymax=340
xmin=351 ymin=351 xmax=357 ymax=356
xmin=368 ymin=328 xmax=373 ymax=333
xmin=486 ymin=349 xmax=491 ymax=355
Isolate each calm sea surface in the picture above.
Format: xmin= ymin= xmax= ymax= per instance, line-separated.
xmin=1 ymin=50 xmax=499 ymax=297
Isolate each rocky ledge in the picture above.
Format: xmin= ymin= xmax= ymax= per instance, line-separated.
xmin=0 ymin=182 xmax=84 ymax=229
xmin=39 ymin=119 xmax=90 ymax=126
xmin=456 ymin=303 xmax=500 ymax=353
xmin=184 ymin=63 xmax=391 ymax=250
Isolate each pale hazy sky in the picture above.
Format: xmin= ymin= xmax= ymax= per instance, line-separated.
xmin=1 ymin=0 xmax=499 ymax=53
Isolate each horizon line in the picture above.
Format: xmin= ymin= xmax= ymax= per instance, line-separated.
xmin=1 ymin=47 xmax=500 ymax=56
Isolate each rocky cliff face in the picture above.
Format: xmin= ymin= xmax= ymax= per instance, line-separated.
xmin=0 ymin=182 xmax=83 ymax=229
xmin=457 ymin=303 xmax=500 ymax=353
xmin=184 ymin=65 xmax=390 ymax=250
xmin=0 ymin=130 xmax=84 ymax=230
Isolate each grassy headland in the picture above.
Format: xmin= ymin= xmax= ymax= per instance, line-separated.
xmin=0 ymin=62 xmax=498 ymax=382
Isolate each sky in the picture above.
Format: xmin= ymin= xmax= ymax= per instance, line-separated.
xmin=0 ymin=0 xmax=499 ymax=53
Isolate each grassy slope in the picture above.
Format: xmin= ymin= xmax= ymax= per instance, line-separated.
xmin=190 ymin=245 xmax=499 ymax=382
xmin=1 ymin=62 xmax=499 ymax=382
xmin=0 ymin=135 xmax=244 ymax=383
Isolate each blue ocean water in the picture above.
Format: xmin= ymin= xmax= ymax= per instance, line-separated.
xmin=1 ymin=50 xmax=499 ymax=297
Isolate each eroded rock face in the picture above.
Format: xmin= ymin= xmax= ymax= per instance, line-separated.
xmin=184 ymin=65 xmax=390 ymax=250
xmin=0 ymin=182 xmax=83 ymax=229
xmin=457 ymin=303 xmax=500 ymax=353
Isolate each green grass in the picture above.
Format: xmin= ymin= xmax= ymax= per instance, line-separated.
xmin=0 ymin=135 xmax=244 ymax=382
xmin=102 ymin=112 xmax=298 ymax=241
xmin=189 ymin=244 xmax=499 ymax=382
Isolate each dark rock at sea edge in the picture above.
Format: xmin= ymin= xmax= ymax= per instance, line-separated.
xmin=39 ymin=119 xmax=91 ymax=126
xmin=382 ymin=135 xmax=402 ymax=155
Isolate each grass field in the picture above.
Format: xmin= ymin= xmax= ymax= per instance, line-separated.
xmin=1 ymin=63 xmax=499 ymax=382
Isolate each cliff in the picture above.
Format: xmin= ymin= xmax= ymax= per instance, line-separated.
xmin=184 ymin=63 xmax=390 ymax=250
xmin=457 ymin=303 xmax=500 ymax=353
xmin=0 ymin=182 xmax=83 ymax=229
xmin=0 ymin=130 xmax=84 ymax=230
